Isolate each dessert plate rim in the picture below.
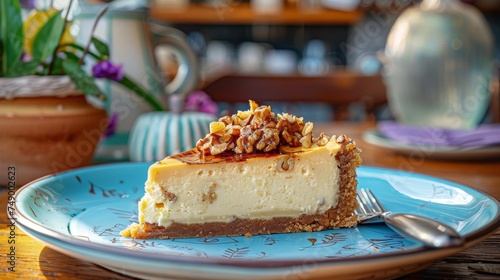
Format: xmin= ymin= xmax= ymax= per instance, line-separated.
xmin=11 ymin=162 xmax=500 ymax=279
xmin=363 ymin=128 xmax=500 ymax=160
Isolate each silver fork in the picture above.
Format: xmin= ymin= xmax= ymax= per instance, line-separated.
xmin=355 ymin=188 xmax=464 ymax=248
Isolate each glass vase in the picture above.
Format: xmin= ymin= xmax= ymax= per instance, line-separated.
xmin=383 ymin=0 xmax=494 ymax=129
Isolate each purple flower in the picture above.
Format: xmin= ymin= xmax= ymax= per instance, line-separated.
xmin=184 ymin=91 xmax=218 ymax=115
xmin=20 ymin=0 xmax=36 ymax=9
xmin=92 ymin=60 xmax=123 ymax=82
xmin=21 ymin=53 xmax=32 ymax=62
xmin=103 ymin=112 xmax=119 ymax=139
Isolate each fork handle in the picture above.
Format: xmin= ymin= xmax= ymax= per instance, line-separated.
xmin=381 ymin=212 xmax=464 ymax=248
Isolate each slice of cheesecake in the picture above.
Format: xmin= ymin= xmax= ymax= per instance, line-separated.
xmin=121 ymin=101 xmax=361 ymax=239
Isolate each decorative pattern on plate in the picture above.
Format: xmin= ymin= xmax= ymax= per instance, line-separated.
xmin=72 ymin=211 xmax=411 ymax=260
xmin=13 ymin=163 xmax=500 ymax=280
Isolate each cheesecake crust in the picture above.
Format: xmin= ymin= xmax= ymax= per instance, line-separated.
xmin=122 ymin=140 xmax=361 ymax=239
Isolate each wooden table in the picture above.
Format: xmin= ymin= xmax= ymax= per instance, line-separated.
xmin=1 ymin=122 xmax=499 ymax=279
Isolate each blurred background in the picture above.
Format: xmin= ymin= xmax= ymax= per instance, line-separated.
xmin=66 ymin=0 xmax=497 ymax=120
xmin=76 ymin=0 xmax=500 ymax=161
xmin=32 ymin=0 xmax=497 ymax=121
xmin=19 ymin=0 xmax=499 ymax=163
xmin=149 ymin=0 xmax=500 ymax=121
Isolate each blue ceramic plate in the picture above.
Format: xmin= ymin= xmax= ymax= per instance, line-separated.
xmin=12 ymin=163 xmax=500 ymax=280
xmin=363 ymin=129 xmax=500 ymax=160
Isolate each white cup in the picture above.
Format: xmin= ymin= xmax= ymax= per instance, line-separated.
xmin=264 ymin=49 xmax=298 ymax=74
xmin=238 ymin=42 xmax=269 ymax=73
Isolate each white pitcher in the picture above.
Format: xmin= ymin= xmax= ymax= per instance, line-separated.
xmin=75 ymin=0 xmax=199 ymax=160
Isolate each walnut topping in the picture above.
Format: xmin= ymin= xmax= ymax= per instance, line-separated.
xmin=302 ymin=122 xmax=313 ymax=136
xmin=336 ymin=134 xmax=346 ymax=144
xmin=195 ymin=100 xmax=341 ymax=156
xmin=299 ymin=133 xmax=312 ymax=148
xmin=316 ymin=133 xmax=330 ymax=146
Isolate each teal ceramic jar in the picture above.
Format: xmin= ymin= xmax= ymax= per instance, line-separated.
xmin=128 ymin=112 xmax=215 ymax=161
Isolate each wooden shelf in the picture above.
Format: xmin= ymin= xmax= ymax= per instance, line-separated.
xmin=149 ymin=3 xmax=363 ymax=25
xmin=200 ymin=70 xmax=387 ymax=121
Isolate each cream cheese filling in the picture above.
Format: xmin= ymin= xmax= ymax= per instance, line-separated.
xmin=139 ymin=141 xmax=342 ymax=227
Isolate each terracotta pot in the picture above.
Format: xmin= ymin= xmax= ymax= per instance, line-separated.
xmin=0 ymin=76 xmax=108 ymax=186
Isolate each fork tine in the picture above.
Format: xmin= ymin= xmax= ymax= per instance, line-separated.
xmin=358 ymin=188 xmax=378 ymax=214
xmin=356 ymin=188 xmax=386 ymax=217
xmin=365 ymin=188 xmax=388 ymax=213
xmin=355 ymin=188 xmax=384 ymax=223
xmin=355 ymin=193 xmax=369 ymax=215
xmin=357 ymin=188 xmax=463 ymax=247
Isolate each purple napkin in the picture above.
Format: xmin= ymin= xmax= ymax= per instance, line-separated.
xmin=378 ymin=121 xmax=500 ymax=148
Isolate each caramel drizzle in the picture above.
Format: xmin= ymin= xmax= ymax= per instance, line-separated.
xmin=169 ymin=149 xmax=283 ymax=164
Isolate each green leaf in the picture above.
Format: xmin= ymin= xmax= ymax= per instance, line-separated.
xmin=6 ymin=61 xmax=39 ymax=77
xmin=52 ymin=51 xmax=84 ymax=75
xmin=31 ymin=11 xmax=64 ymax=64
xmin=62 ymin=59 xmax=106 ymax=101
xmin=91 ymin=37 xmax=109 ymax=59
xmin=61 ymin=43 xmax=103 ymax=61
xmin=62 ymin=51 xmax=82 ymax=62
xmin=48 ymin=55 xmax=66 ymax=75
xmin=63 ymin=43 xmax=86 ymax=52
xmin=0 ymin=0 xmax=24 ymax=76
xmin=120 ymin=76 xmax=165 ymax=111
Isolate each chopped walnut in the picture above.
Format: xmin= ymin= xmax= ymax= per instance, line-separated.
xmin=299 ymin=133 xmax=312 ymax=148
xmin=195 ymin=100 xmax=342 ymax=156
xmin=256 ymin=128 xmax=280 ymax=152
xmin=302 ymin=122 xmax=313 ymax=136
xmin=219 ymin=115 xmax=232 ymax=125
xmin=254 ymin=105 xmax=271 ymax=120
xmin=336 ymin=134 xmax=346 ymax=144
xmin=282 ymin=130 xmax=293 ymax=144
xmin=316 ymin=133 xmax=330 ymax=146
xmin=249 ymin=100 xmax=259 ymax=111
xmin=210 ymin=142 xmax=228 ymax=155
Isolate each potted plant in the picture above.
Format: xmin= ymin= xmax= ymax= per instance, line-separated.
xmin=0 ymin=0 xmax=166 ymax=186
